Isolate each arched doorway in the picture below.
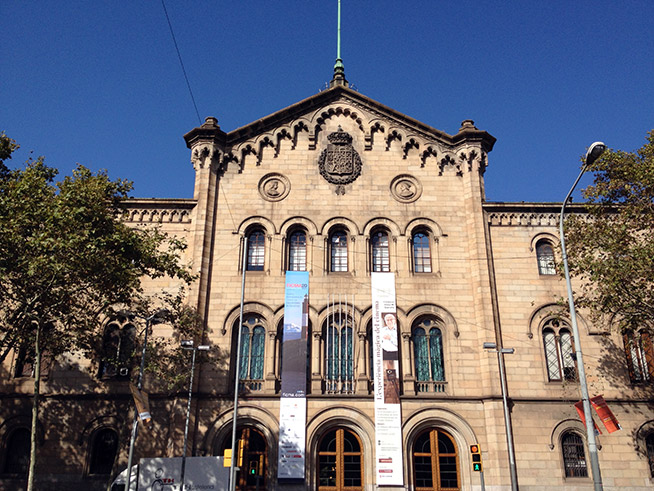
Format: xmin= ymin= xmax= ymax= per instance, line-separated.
xmin=412 ymin=429 xmax=460 ymax=491
xmin=317 ymin=428 xmax=363 ymax=491
xmin=217 ymin=427 xmax=267 ymax=491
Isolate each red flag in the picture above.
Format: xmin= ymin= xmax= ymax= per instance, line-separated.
xmin=574 ymin=401 xmax=602 ymax=435
xmin=590 ymin=395 xmax=621 ymax=433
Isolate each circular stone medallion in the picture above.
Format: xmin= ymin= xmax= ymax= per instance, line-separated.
xmin=259 ymin=173 xmax=290 ymax=202
xmin=390 ymin=175 xmax=422 ymax=203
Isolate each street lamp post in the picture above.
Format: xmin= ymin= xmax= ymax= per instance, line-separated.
xmin=180 ymin=340 xmax=211 ymax=489
xmin=483 ymin=342 xmax=518 ymax=491
xmin=560 ymin=141 xmax=606 ymax=491
xmin=125 ymin=308 xmax=170 ymax=491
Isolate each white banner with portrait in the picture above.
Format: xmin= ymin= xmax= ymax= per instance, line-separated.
xmin=371 ymin=272 xmax=404 ymax=486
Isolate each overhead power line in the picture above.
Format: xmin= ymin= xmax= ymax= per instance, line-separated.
xmin=161 ymin=0 xmax=202 ymax=124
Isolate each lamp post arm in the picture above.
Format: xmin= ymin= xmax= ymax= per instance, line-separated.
xmin=559 ymin=164 xmax=603 ymax=491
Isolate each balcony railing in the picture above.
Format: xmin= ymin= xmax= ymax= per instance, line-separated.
xmin=416 ymin=380 xmax=447 ymax=394
xmin=239 ymin=379 xmax=263 ymax=393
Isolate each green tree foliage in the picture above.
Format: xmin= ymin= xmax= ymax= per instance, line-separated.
xmin=0 ymin=134 xmax=199 ymax=489
xmin=565 ymin=130 xmax=654 ymax=331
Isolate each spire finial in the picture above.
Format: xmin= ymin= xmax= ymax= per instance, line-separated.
xmin=330 ymin=0 xmax=348 ymax=88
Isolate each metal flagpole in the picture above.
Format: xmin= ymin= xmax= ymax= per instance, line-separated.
xmin=230 ymin=237 xmax=248 ymax=491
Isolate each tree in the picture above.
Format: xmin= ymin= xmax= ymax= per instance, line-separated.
xmin=565 ymin=130 xmax=654 ymax=332
xmin=0 ymin=135 xmax=197 ymax=490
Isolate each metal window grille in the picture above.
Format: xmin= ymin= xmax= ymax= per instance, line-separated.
xmin=413 ymin=232 xmax=432 ymax=273
xmin=562 ymin=432 xmax=588 ymax=478
xmin=325 ymin=294 xmax=355 ymax=394
xmin=247 ymin=231 xmax=265 ymax=271
xmin=536 ymin=241 xmax=556 ymax=275
xmin=330 ymin=231 xmax=348 ymax=272
xmin=288 ymin=231 xmax=307 ymax=271
xmin=372 ymin=231 xmax=390 ymax=272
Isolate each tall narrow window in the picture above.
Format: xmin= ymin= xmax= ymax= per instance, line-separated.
xmin=330 ymin=230 xmax=348 ymax=272
xmin=247 ymin=230 xmax=265 ymax=271
xmin=646 ymin=432 xmax=654 ymax=478
xmin=561 ymin=431 xmax=588 ymax=478
xmin=413 ymin=317 xmax=445 ymax=393
xmin=237 ymin=315 xmax=265 ymax=391
xmin=325 ymin=311 xmax=354 ymax=394
xmin=536 ymin=239 xmax=556 ymax=275
xmin=288 ymin=230 xmax=307 ymax=271
xmin=371 ymin=230 xmax=390 ymax=272
xmin=317 ymin=428 xmax=363 ymax=491
xmin=412 ymin=232 xmax=432 ymax=273
xmin=623 ymin=330 xmax=653 ymax=383
xmin=2 ymin=428 xmax=29 ymax=475
xmin=412 ymin=429 xmax=460 ymax=490
xmin=543 ymin=319 xmax=577 ymax=382
xmin=88 ymin=428 xmax=118 ymax=475
xmin=99 ymin=322 xmax=136 ymax=379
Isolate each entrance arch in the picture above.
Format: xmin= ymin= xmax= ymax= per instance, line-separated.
xmin=317 ymin=427 xmax=363 ymax=491
xmin=217 ymin=427 xmax=267 ymax=491
xmin=412 ymin=429 xmax=460 ymax=491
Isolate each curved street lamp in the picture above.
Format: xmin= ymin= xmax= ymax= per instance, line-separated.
xmin=560 ymin=141 xmax=606 ymax=491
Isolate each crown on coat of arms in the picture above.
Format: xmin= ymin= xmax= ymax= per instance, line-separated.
xmin=327 ymin=126 xmax=352 ymax=145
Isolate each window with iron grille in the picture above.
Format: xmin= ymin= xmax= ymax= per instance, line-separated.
xmin=325 ymin=312 xmax=355 ymax=394
xmin=88 ymin=428 xmax=118 ymax=475
xmin=330 ymin=230 xmax=348 ymax=272
xmin=623 ymin=330 xmax=653 ymax=383
xmin=371 ymin=230 xmax=390 ymax=272
xmin=2 ymin=427 xmax=29 ymax=475
xmin=413 ymin=317 xmax=445 ymax=392
xmin=562 ymin=431 xmax=588 ymax=478
xmin=98 ymin=322 xmax=135 ymax=380
xmin=412 ymin=232 xmax=432 ymax=273
xmin=288 ymin=230 xmax=307 ymax=271
xmin=536 ymin=239 xmax=556 ymax=275
xmin=237 ymin=315 xmax=265 ymax=391
xmin=246 ymin=230 xmax=265 ymax=271
xmin=646 ymin=432 xmax=654 ymax=478
xmin=543 ymin=319 xmax=577 ymax=382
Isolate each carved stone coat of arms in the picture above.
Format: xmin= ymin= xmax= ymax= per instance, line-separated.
xmin=318 ymin=126 xmax=362 ymax=185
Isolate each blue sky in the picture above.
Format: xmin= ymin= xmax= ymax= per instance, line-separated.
xmin=2 ymin=1 xmax=652 ymax=202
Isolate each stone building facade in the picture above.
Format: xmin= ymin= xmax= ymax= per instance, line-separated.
xmin=1 ymin=79 xmax=653 ymax=490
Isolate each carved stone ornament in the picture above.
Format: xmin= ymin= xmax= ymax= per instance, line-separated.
xmin=390 ymin=174 xmax=422 ymax=203
xmin=318 ymin=126 xmax=362 ymax=185
xmin=258 ymin=173 xmax=290 ymax=202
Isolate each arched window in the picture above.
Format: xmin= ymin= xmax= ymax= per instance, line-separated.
xmin=412 ymin=231 xmax=432 ymax=273
xmin=646 ymin=432 xmax=654 ymax=477
xmin=246 ymin=229 xmax=265 ymax=271
xmin=536 ymin=239 xmax=556 ymax=275
xmin=325 ymin=312 xmax=354 ymax=394
xmin=413 ymin=317 xmax=445 ymax=393
xmin=561 ymin=431 xmax=588 ymax=478
xmin=371 ymin=229 xmax=390 ymax=272
xmin=542 ymin=319 xmax=577 ymax=382
xmin=317 ymin=428 xmax=363 ymax=490
xmin=288 ymin=230 xmax=307 ymax=272
xmin=99 ymin=321 xmax=136 ymax=379
xmin=623 ymin=330 xmax=653 ymax=383
xmin=237 ymin=315 xmax=266 ymax=392
xmin=412 ymin=429 xmax=459 ymax=490
xmin=329 ymin=230 xmax=348 ymax=272
xmin=88 ymin=428 xmax=118 ymax=475
xmin=2 ymin=427 xmax=29 ymax=475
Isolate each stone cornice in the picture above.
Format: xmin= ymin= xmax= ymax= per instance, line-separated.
xmin=120 ymin=198 xmax=196 ymax=224
xmin=484 ymin=202 xmax=588 ymax=227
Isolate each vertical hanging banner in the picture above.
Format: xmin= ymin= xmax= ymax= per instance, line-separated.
xmin=278 ymin=271 xmax=309 ymax=479
xmin=371 ymin=272 xmax=404 ymax=486
xmin=590 ymin=395 xmax=621 ymax=433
